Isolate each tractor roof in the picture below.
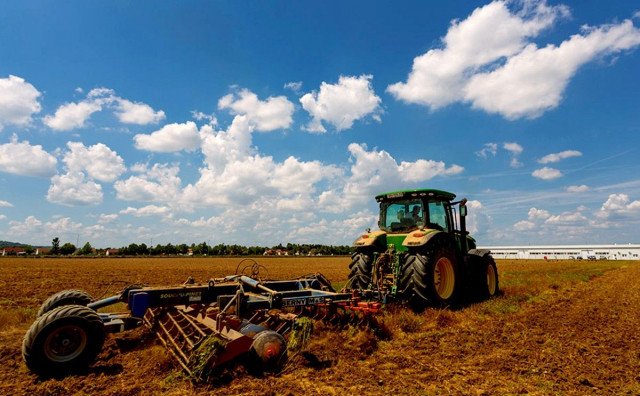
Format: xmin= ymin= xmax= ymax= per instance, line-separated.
xmin=375 ymin=188 xmax=456 ymax=202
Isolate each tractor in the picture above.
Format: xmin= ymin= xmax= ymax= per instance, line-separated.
xmin=348 ymin=188 xmax=499 ymax=307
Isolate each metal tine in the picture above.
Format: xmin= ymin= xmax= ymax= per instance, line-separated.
xmin=157 ymin=320 xmax=191 ymax=363
xmin=166 ymin=311 xmax=196 ymax=349
xmin=312 ymin=305 xmax=325 ymax=320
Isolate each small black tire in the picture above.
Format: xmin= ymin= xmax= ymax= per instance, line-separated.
xmin=347 ymin=251 xmax=374 ymax=290
xmin=477 ymin=256 xmax=499 ymax=299
xmin=37 ymin=289 xmax=93 ymax=317
xmin=399 ymin=238 xmax=459 ymax=308
xmin=23 ymin=305 xmax=105 ymax=375
xmin=249 ymin=331 xmax=287 ymax=372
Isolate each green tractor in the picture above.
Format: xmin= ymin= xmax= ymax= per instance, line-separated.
xmin=348 ymin=188 xmax=499 ymax=308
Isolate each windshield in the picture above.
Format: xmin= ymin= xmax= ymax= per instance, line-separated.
xmin=380 ymin=199 xmax=424 ymax=232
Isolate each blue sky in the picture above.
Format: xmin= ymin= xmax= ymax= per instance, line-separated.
xmin=1 ymin=1 xmax=640 ymax=248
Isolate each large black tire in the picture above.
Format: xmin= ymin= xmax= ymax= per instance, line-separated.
xmin=347 ymin=250 xmax=373 ymax=290
xmin=23 ymin=305 xmax=105 ymax=375
xmin=37 ymin=289 xmax=93 ymax=317
xmin=399 ymin=238 xmax=459 ymax=308
xmin=476 ymin=256 xmax=499 ymax=299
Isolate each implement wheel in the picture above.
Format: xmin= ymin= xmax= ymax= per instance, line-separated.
xmin=249 ymin=331 xmax=287 ymax=373
xmin=400 ymin=238 xmax=459 ymax=308
xmin=37 ymin=289 xmax=93 ymax=317
xmin=347 ymin=250 xmax=373 ymax=290
xmin=23 ymin=305 xmax=105 ymax=375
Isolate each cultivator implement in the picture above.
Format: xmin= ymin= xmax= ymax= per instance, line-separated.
xmin=22 ymin=270 xmax=381 ymax=380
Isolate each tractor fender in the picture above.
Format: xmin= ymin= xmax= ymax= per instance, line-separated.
xmin=467 ymin=248 xmax=491 ymax=258
xmin=402 ymin=229 xmax=446 ymax=249
xmin=353 ymin=230 xmax=386 ymax=249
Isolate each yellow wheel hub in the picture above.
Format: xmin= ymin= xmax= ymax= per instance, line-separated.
xmin=487 ymin=264 xmax=497 ymax=295
xmin=434 ymin=257 xmax=455 ymax=299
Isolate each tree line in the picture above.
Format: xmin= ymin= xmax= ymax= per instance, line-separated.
xmin=42 ymin=238 xmax=353 ymax=256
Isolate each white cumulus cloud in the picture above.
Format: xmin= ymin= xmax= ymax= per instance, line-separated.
xmin=114 ymin=98 xmax=166 ymax=124
xmin=0 ymin=200 xmax=13 ymax=207
xmin=465 ymin=200 xmax=492 ymax=235
xmin=300 ymin=75 xmax=382 ymax=133
xmin=544 ymin=211 xmax=587 ymax=224
xmin=98 ymin=214 xmax=118 ymax=224
xmin=0 ymin=134 xmax=57 ymax=177
xmin=596 ymin=194 xmax=640 ymax=219
xmin=532 ymin=167 xmax=562 ymax=180
xmin=528 ymin=207 xmax=551 ymax=220
xmin=317 ymin=143 xmax=464 ymax=211
xmin=62 ymin=142 xmax=126 ymax=182
xmin=45 ymin=142 xmax=124 ymax=207
xmin=120 ymin=205 xmax=170 ymax=217
xmin=47 ymin=172 xmax=103 ymax=206
xmin=388 ymin=1 xmax=640 ymax=119
xmin=182 ymin=114 xmax=343 ymax=211
xmin=218 ymin=89 xmax=294 ymax=132
xmin=44 ymin=87 xmax=165 ymax=131
xmin=43 ymin=100 xmax=102 ymax=131
xmin=0 ymin=75 xmax=42 ymax=130
xmin=134 ymin=121 xmax=202 ymax=152
xmin=503 ymin=142 xmax=523 ymax=167
xmin=114 ymin=163 xmax=182 ymax=203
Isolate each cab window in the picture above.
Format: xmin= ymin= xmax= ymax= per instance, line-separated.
xmin=428 ymin=201 xmax=448 ymax=231
xmin=381 ymin=200 xmax=424 ymax=232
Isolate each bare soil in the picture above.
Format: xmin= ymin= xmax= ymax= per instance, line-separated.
xmin=1 ymin=257 xmax=638 ymax=395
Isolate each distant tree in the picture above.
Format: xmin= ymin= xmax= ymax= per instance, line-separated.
xmin=23 ymin=245 xmax=35 ymax=255
xmin=165 ymin=243 xmax=177 ymax=255
xmin=60 ymin=243 xmax=76 ymax=255
xmin=51 ymin=237 xmax=60 ymax=255
xmin=80 ymin=242 xmax=93 ymax=255
xmin=176 ymin=243 xmax=189 ymax=255
xmin=127 ymin=243 xmax=139 ymax=256
xmin=198 ymin=242 xmax=209 ymax=255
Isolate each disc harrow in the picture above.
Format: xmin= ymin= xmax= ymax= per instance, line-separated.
xmin=23 ymin=270 xmax=382 ymax=381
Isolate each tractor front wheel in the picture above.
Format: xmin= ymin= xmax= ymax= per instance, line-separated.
xmin=23 ymin=305 xmax=105 ymax=375
xmin=347 ymin=250 xmax=374 ymax=290
xmin=477 ymin=256 xmax=499 ymax=299
xmin=400 ymin=239 xmax=459 ymax=308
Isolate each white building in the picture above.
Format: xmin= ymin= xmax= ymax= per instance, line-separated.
xmin=478 ymin=244 xmax=640 ymax=260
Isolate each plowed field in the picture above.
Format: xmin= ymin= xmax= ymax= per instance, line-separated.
xmin=1 ymin=257 xmax=639 ymax=395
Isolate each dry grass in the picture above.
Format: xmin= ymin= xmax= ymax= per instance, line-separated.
xmin=0 ymin=257 xmax=639 ymax=395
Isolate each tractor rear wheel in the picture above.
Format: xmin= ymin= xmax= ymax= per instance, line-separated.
xmin=23 ymin=305 xmax=105 ymax=375
xmin=399 ymin=239 xmax=459 ymax=308
xmin=37 ymin=289 xmax=93 ymax=317
xmin=347 ymin=250 xmax=373 ymax=290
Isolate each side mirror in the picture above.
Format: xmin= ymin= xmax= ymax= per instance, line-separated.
xmin=460 ymin=205 xmax=467 ymax=217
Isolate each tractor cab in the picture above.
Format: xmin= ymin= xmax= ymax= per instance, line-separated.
xmin=354 ymin=189 xmax=474 ymax=254
xmin=378 ymin=196 xmax=449 ymax=234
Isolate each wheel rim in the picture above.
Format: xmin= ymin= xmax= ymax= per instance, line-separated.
xmin=486 ymin=264 xmax=497 ymax=296
xmin=434 ymin=257 xmax=455 ymax=299
xmin=44 ymin=324 xmax=87 ymax=363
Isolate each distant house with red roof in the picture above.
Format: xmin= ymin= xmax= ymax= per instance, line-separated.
xmin=1 ymin=247 xmax=25 ymax=256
